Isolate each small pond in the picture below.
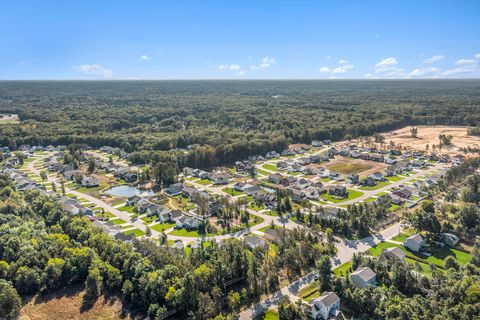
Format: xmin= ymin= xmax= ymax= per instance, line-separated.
xmin=104 ymin=185 xmax=154 ymax=197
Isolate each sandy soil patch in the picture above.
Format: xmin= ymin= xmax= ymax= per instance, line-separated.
xmin=326 ymin=156 xmax=386 ymax=177
xmin=21 ymin=285 xmax=133 ymax=320
xmin=383 ymin=126 xmax=480 ymax=155
xmin=0 ymin=113 xmax=19 ymax=123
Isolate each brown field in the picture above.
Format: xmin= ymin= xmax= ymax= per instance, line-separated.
xmin=383 ymin=126 xmax=480 ymax=155
xmin=20 ymin=286 xmax=134 ymax=320
xmin=326 ymin=156 xmax=386 ymax=177
xmin=0 ymin=113 xmax=20 ymax=124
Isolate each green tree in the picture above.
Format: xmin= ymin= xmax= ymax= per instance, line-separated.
xmin=0 ymin=280 xmax=22 ymax=320
xmin=316 ymin=255 xmax=332 ymax=292
xmin=85 ymin=267 xmax=103 ymax=300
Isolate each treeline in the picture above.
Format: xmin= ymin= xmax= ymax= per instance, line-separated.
xmin=0 ymin=174 xmax=333 ymax=319
xmin=1 ymin=80 xmax=480 ymax=169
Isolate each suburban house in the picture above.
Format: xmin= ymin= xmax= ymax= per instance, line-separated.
xmin=318 ymin=168 xmax=330 ymax=178
xmin=308 ymin=292 xmax=341 ymax=320
xmin=244 ymin=235 xmax=268 ymax=249
xmin=350 ymin=267 xmax=376 ymax=289
xmin=124 ymin=172 xmax=138 ymax=182
xmin=290 ymin=189 xmax=306 ymax=202
xmin=165 ymin=183 xmax=184 ymax=196
xmin=268 ymin=173 xmax=283 ymax=184
xmin=347 ymin=174 xmax=360 ymax=184
xmin=328 ymin=185 xmax=347 ymax=197
xmin=369 ymin=172 xmax=385 ymax=181
xmin=403 ymin=234 xmax=426 ymax=252
xmin=126 ymin=195 xmax=142 ymax=206
xmin=360 ymin=177 xmax=376 ymax=187
xmin=176 ymin=216 xmax=201 ymax=229
xmin=233 ymin=182 xmax=253 ymax=192
xmin=411 ymin=159 xmax=426 ymax=168
xmin=211 ymin=173 xmax=229 ymax=185
xmin=276 ymin=161 xmax=289 ymax=170
xmin=392 ymin=188 xmax=412 ymax=199
xmin=182 ymin=186 xmax=198 ymax=198
xmin=442 ymin=233 xmax=460 ymax=246
xmin=280 ymin=176 xmax=297 ymax=187
xmin=386 ymin=160 xmax=410 ymax=176
xmin=81 ymin=176 xmax=99 ymax=187
xmin=312 ymin=140 xmax=324 ymax=147
xmin=295 ymin=178 xmax=311 ymax=189
xmin=329 ymin=172 xmax=344 ymax=181
xmin=245 ymin=186 xmax=264 ymax=197
xmin=369 ymin=154 xmax=384 ymax=162
xmin=381 ymin=247 xmax=406 ymax=262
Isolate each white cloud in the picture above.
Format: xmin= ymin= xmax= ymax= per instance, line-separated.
xmin=338 ymin=59 xmax=348 ymax=64
xmin=140 ymin=54 xmax=151 ymax=61
xmin=375 ymin=57 xmax=398 ymax=69
xmin=250 ymin=56 xmax=276 ymax=71
xmin=319 ymin=67 xmax=331 ymax=73
xmin=332 ymin=64 xmax=354 ymax=74
xmin=455 ymin=59 xmax=477 ymax=66
xmin=218 ymin=64 xmax=241 ymax=71
xmin=368 ymin=57 xmax=406 ymax=78
xmin=476 ymin=53 xmax=480 ymax=60
xmin=237 ymin=70 xmax=245 ymax=76
xmin=409 ymin=67 xmax=441 ymax=78
xmin=423 ymin=55 xmax=445 ymax=64
xmin=73 ymin=64 xmax=113 ymax=78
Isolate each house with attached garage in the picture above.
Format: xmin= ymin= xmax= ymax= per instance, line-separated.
xmin=244 ymin=235 xmax=268 ymax=249
xmin=392 ymin=188 xmax=412 ymax=199
xmin=210 ymin=173 xmax=229 ymax=185
xmin=369 ymin=171 xmax=385 ymax=181
xmin=328 ymin=185 xmax=347 ymax=197
xmin=233 ymin=182 xmax=253 ymax=192
xmin=126 ymin=195 xmax=142 ymax=206
xmin=386 ymin=160 xmax=410 ymax=176
xmin=81 ymin=176 xmax=99 ymax=187
xmin=350 ymin=267 xmax=376 ymax=289
xmin=290 ymin=189 xmax=306 ymax=202
xmin=276 ymin=161 xmax=289 ymax=170
xmin=268 ymin=173 xmax=283 ymax=184
xmin=124 ymin=172 xmax=138 ymax=182
xmin=245 ymin=186 xmax=264 ymax=197
xmin=347 ymin=174 xmax=360 ymax=184
xmin=307 ymin=292 xmax=341 ymax=320
xmin=442 ymin=233 xmax=460 ymax=246
xmin=165 ymin=183 xmax=184 ymax=196
xmin=369 ymin=154 xmax=384 ymax=162
xmin=329 ymin=172 xmax=344 ymax=181
xmin=318 ymin=168 xmax=330 ymax=178
xmin=298 ymin=157 xmax=311 ymax=165
xmin=381 ymin=247 xmax=406 ymax=262
xmin=403 ymin=234 xmax=426 ymax=252
xmin=295 ymin=178 xmax=311 ymax=189
xmin=281 ymin=176 xmax=297 ymax=187
xmin=311 ymin=140 xmax=324 ymax=147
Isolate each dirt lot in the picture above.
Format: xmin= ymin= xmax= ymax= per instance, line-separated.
xmin=0 ymin=113 xmax=19 ymax=124
xmin=325 ymin=156 xmax=386 ymax=177
xmin=383 ymin=126 xmax=480 ymax=155
xmin=21 ymin=286 xmax=133 ymax=320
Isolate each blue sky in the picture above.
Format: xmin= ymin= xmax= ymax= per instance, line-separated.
xmin=1 ymin=0 xmax=479 ymax=79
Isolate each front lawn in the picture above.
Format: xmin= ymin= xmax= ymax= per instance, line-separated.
xmin=257 ymin=169 xmax=270 ymax=176
xmin=386 ymin=175 xmax=403 ymax=182
xmin=248 ymin=203 xmax=265 ymax=211
xmin=109 ymin=218 xmax=127 ymax=225
xmin=169 ymin=229 xmax=200 ymax=237
xmin=262 ymin=163 xmax=278 ymax=172
xmin=151 ymin=222 xmax=176 ymax=232
xmin=322 ymin=189 xmax=364 ymax=203
xmin=333 ymin=261 xmax=352 ymax=277
xmin=118 ymin=205 xmax=134 ymax=213
xmin=368 ymin=241 xmax=405 ymax=257
xmin=124 ymin=228 xmax=146 ymax=237
xmin=141 ymin=215 xmax=159 ymax=224
xmin=222 ymin=187 xmax=243 ymax=196
xmin=196 ymin=179 xmax=212 ymax=186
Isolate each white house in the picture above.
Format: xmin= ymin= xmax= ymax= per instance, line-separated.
xmin=350 ymin=267 xmax=376 ymax=289
xmin=403 ymin=234 xmax=426 ymax=252
xmin=308 ymin=292 xmax=341 ymax=320
xmin=381 ymin=247 xmax=406 ymax=262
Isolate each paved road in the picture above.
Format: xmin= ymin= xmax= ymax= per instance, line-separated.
xmin=238 ymin=221 xmax=402 ymax=320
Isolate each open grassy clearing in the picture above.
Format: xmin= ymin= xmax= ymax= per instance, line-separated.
xmin=222 ymin=187 xmax=243 ymax=196
xmin=124 ymin=228 xmax=146 ymax=237
xmin=117 ymin=205 xmax=134 ymax=213
xmin=327 ymin=162 xmax=372 ymax=174
xmin=334 ymin=261 xmax=352 ymax=277
xmin=151 ymin=222 xmax=176 ymax=232
xmin=386 ymin=175 xmax=403 ymax=182
xmin=262 ymin=163 xmax=278 ymax=172
xmin=196 ymin=179 xmax=212 ymax=186
xmin=109 ymin=218 xmax=127 ymax=225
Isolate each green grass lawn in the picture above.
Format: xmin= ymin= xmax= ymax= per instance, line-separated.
xmin=118 ymin=205 xmax=134 ymax=213
xmin=359 ymin=180 xmax=392 ymax=191
xmin=263 ymin=210 xmax=279 ymax=216
xmin=196 ymin=179 xmax=212 ymax=186
xmin=257 ymin=169 xmax=270 ymax=176
xmin=387 ymin=204 xmax=401 ymax=212
xmin=368 ymin=241 xmax=405 ymax=257
xmin=169 ymin=228 xmax=201 ymax=237
xmin=364 ymin=197 xmax=376 ymax=203
xmin=392 ymin=233 xmax=409 ymax=242
xmin=262 ymin=163 xmax=278 ymax=172
xmin=333 ymin=261 xmax=352 ymax=277
xmin=298 ymin=281 xmax=320 ymax=302
xmin=124 ymin=228 xmax=146 ymax=237
xmin=255 ymin=310 xmax=279 ymax=320
xmin=386 ymin=175 xmax=403 ymax=182
xmin=222 ymin=187 xmax=243 ymax=196
xmin=322 ymin=189 xmax=364 ymax=203
xmin=248 ymin=203 xmax=265 ymax=211
xmin=96 ymin=211 xmax=115 ymax=219
xmin=141 ymin=214 xmax=159 ymax=224
xmin=151 ymin=222 xmax=176 ymax=232
xmin=109 ymin=218 xmax=127 ymax=225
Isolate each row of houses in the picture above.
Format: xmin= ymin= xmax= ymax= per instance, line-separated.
xmin=1 ymin=167 xmax=44 ymax=191
xmin=183 ymin=168 xmax=230 ymax=185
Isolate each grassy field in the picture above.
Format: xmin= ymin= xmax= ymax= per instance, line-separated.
xmin=151 ymin=222 xmax=176 ymax=232
xmin=333 ymin=261 xmax=352 ymax=277
xmin=117 ymin=205 xmax=134 ymax=213
xmin=386 ymin=175 xmax=403 ymax=182
xmin=222 ymin=187 xmax=243 ymax=196
xmin=327 ymin=162 xmax=372 ymax=174
xmin=124 ymin=228 xmax=146 ymax=237
xmin=169 ymin=228 xmax=200 ymax=237
xmin=322 ymin=189 xmax=364 ymax=203
xmin=109 ymin=218 xmax=126 ymax=225
xmin=255 ymin=310 xmax=279 ymax=320
xmin=196 ymin=179 xmax=212 ymax=186
xmin=141 ymin=214 xmax=158 ymax=223
xmin=359 ymin=180 xmax=392 ymax=191
xmin=262 ymin=163 xmax=278 ymax=172
xmin=257 ymin=169 xmax=270 ymax=176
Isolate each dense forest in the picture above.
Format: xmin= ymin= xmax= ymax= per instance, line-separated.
xmin=1 ymin=80 xmax=480 ymax=169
